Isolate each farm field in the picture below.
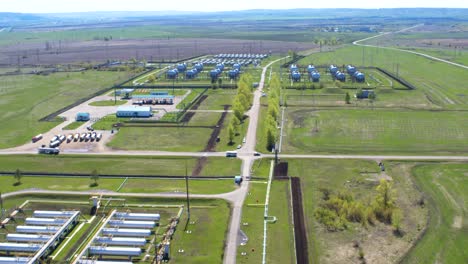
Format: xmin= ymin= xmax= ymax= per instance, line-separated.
xmin=297 ymin=45 xmax=468 ymax=108
xmin=197 ymin=89 xmax=237 ymax=110
xmin=0 ymin=155 xmax=242 ymax=177
xmin=0 ymin=70 xmax=133 ymax=149
xmin=284 ymin=108 xmax=468 ymax=155
xmin=286 ymin=159 xmax=427 ymax=264
xmin=402 ymin=163 xmax=468 ymax=263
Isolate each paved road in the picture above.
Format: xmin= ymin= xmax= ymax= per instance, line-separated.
xmin=353 ymin=24 xmax=468 ymax=70
xmin=264 ymin=154 xmax=468 ymax=161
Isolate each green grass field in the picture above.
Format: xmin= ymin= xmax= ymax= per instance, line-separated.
xmin=62 ymin=121 xmax=86 ymax=130
xmin=198 ymin=89 xmax=237 ymax=110
xmin=0 ymin=70 xmax=133 ymax=148
xmin=284 ymin=108 xmax=468 ymax=154
xmin=402 ymin=163 xmax=468 ymax=263
xmin=287 ymin=159 xmax=427 ymax=263
xmin=0 ymin=155 xmax=241 ymax=177
xmin=88 ymin=100 xmax=127 ymax=106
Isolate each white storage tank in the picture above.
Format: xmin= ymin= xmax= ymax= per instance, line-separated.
xmin=0 ymin=243 xmax=42 ymax=252
xmin=25 ymin=217 xmax=67 ymax=226
xmin=89 ymin=246 xmax=142 ymax=256
xmin=101 ymin=228 xmax=151 ymax=237
xmin=16 ymin=225 xmax=60 ymax=234
xmin=107 ymin=220 xmax=155 ymax=229
xmin=94 ymin=236 xmax=146 ymax=246
xmin=7 ymin=234 xmax=51 ymax=243
xmin=33 ymin=210 xmax=77 ymax=218
xmin=0 ymin=257 xmax=31 ymax=264
xmin=114 ymin=212 xmax=160 ymax=221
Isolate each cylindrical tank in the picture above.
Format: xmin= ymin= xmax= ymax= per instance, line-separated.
xmin=290 ymin=64 xmax=298 ymax=72
xmin=311 ymin=71 xmax=321 ymax=82
xmin=89 ymin=246 xmax=142 ymax=256
xmin=185 ymin=70 xmax=197 ymax=79
xmin=216 ymin=63 xmax=225 ymax=71
xmin=354 ymin=72 xmax=365 ymax=82
xmin=0 ymin=243 xmax=42 ymax=252
xmin=114 ymin=213 xmax=160 ymax=221
xmin=0 ymin=257 xmax=31 ymax=264
xmin=166 ymin=69 xmax=178 ymax=79
xmin=194 ymin=63 xmax=204 ymax=72
xmin=94 ymin=236 xmax=147 ymax=246
xmin=228 ymin=69 xmax=239 ymax=79
xmin=335 ymin=71 xmax=346 ymax=82
xmin=107 ymin=220 xmax=155 ymax=229
xmin=291 ymin=71 xmax=301 ymax=82
xmin=25 ymin=218 xmax=67 ymax=226
xmin=7 ymin=234 xmax=51 ymax=243
xmin=307 ymin=65 xmax=316 ymax=73
xmin=176 ymin=63 xmax=187 ymax=72
xmin=346 ymin=65 xmax=357 ymax=75
xmin=210 ymin=69 xmax=221 ymax=79
xmin=16 ymin=225 xmax=60 ymax=234
xmin=101 ymin=228 xmax=151 ymax=237
xmin=233 ymin=64 xmax=241 ymax=70
xmin=329 ymin=65 xmax=338 ymax=75
xmin=33 ymin=211 xmax=76 ymax=218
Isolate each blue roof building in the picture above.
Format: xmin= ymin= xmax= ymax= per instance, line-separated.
xmin=76 ymin=112 xmax=90 ymax=121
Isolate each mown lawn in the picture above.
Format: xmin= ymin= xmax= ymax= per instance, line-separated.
xmin=285 ymin=108 xmax=468 ymax=154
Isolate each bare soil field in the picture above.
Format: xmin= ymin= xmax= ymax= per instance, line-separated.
xmin=0 ymin=38 xmax=317 ymax=65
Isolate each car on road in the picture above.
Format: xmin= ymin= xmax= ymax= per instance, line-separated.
xmin=242 ymin=137 xmax=246 ymax=143
xmin=254 ymin=152 xmax=261 ymax=156
xmin=86 ymin=126 xmax=94 ymax=131
xmin=237 ymin=144 xmax=241 ymax=149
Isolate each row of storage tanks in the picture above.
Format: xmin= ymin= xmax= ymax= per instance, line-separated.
xmin=0 ymin=210 xmax=80 ymax=264
xmin=290 ymin=64 xmax=321 ymax=82
xmin=201 ymin=58 xmax=259 ymax=66
xmin=167 ymin=62 xmax=204 ymax=79
xmin=329 ymin=64 xmax=366 ymax=82
xmin=214 ymin=53 xmax=268 ymax=59
xmin=84 ymin=212 xmax=161 ymax=259
xmin=210 ymin=63 xmax=242 ymax=80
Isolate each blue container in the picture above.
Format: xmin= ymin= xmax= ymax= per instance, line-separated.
xmin=311 ymin=71 xmax=320 ymax=82
xmin=307 ymin=65 xmax=316 ymax=73
xmin=335 ymin=71 xmax=346 ymax=82
xmin=329 ymin=65 xmax=338 ymax=75
xmin=291 ymin=71 xmax=301 ymax=82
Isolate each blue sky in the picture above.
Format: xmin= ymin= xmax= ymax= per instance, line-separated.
xmin=1 ymin=0 xmax=467 ymax=13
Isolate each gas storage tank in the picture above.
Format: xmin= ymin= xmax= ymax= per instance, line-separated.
xmin=114 ymin=213 xmax=160 ymax=221
xmin=89 ymin=246 xmax=142 ymax=256
xmin=346 ymin=65 xmax=357 ymax=75
xmin=107 ymin=220 xmax=156 ymax=229
xmin=335 ymin=71 xmax=346 ymax=82
xmin=7 ymin=234 xmax=51 ymax=243
xmin=16 ymin=225 xmax=60 ymax=234
xmin=176 ymin=63 xmax=187 ymax=72
xmin=185 ymin=69 xmax=198 ymax=79
xmin=229 ymin=69 xmax=240 ymax=79
xmin=101 ymin=228 xmax=151 ymax=237
xmin=290 ymin=64 xmax=298 ymax=72
xmin=233 ymin=64 xmax=241 ymax=70
xmin=307 ymin=65 xmax=316 ymax=73
xmin=354 ymin=71 xmax=365 ymax=82
xmin=210 ymin=69 xmax=221 ymax=79
xmin=94 ymin=236 xmax=147 ymax=246
xmin=216 ymin=63 xmax=225 ymax=71
xmin=329 ymin=65 xmax=338 ymax=75
xmin=194 ymin=63 xmax=204 ymax=72
xmin=25 ymin=217 xmax=67 ymax=226
xmin=0 ymin=257 xmax=31 ymax=264
xmin=291 ymin=71 xmax=301 ymax=82
xmin=166 ymin=69 xmax=178 ymax=79
xmin=0 ymin=243 xmax=42 ymax=252
xmin=33 ymin=210 xmax=76 ymax=218
xmin=311 ymin=71 xmax=321 ymax=82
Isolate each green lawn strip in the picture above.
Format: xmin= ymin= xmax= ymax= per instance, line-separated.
xmin=255 ymin=105 xmax=271 ymax=152
xmin=216 ymin=113 xmax=250 ymax=152
xmin=92 ymin=114 xmax=127 ymax=130
xmin=237 ymin=181 xmax=268 ymax=263
xmin=120 ymin=178 xmax=237 ymax=194
xmin=53 ymin=221 xmax=91 ymax=261
xmin=251 ymin=158 xmax=271 ymax=179
xmin=403 ymin=163 xmax=468 ymax=263
xmin=197 ymin=89 xmax=237 ymax=110
xmin=89 ymin=100 xmax=127 ymax=106
xmin=188 ymin=111 xmax=222 ymax=126
xmin=168 ymin=199 xmax=230 ymax=264
xmin=62 ymin=121 xmax=86 ymax=130
xmin=0 ymin=70 xmax=133 ymax=148
xmin=288 ymin=159 xmax=427 ymax=263
xmin=0 ymin=155 xmax=241 ymax=177
xmin=284 ymin=108 xmax=468 ymax=155
xmin=107 ymin=126 xmax=211 ymax=152
xmin=266 ymin=180 xmax=295 ymax=264
xmin=177 ymin=89 xmax=203 ymax=109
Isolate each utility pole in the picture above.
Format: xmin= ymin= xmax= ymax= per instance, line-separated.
xmin=185 ymin=160 xmax=190 ymax=221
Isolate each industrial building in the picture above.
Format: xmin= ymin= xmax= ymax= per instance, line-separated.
xmin=76 ymin=112 xmax=90 ymax=121
xmin=131 ymin=95 xmax=174 ymax=105
xmin=116 ymin=106 xmax=152 ymax=118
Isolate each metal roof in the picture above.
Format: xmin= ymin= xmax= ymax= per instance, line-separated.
xmin=116 ymin=106 xmax=151 ymax=112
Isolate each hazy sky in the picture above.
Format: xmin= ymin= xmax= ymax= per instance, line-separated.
xmin=1 ymin=0 xmax=467 ymax=13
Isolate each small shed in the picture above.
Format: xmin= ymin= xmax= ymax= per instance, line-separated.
xmin=76 ymin=112 xmax=90 ymax=121
xmin=116 ymin=106 xmax=152 ymax=118
xmin=234 ymin=176 xmax=243 ymax=185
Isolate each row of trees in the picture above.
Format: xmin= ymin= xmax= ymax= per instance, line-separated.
xmin=228 ymin=74 xmax=254 ymax=144
xmin=264 ymin=74 xmax=281 ymax=151
xmin=315 ymin=179 xmax=403 ymax=234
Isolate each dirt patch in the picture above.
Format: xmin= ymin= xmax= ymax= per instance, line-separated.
xmin=291 ymin=177 xmax=309 ymax=264
xmin=452 ymin=216 xmax=462 ymax=229
xmin=274 ymin=162 xmax=289 ymax=179
xmin=180 ymin=94 xmax=208 ymax=123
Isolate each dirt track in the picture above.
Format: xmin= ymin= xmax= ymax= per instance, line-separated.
xmin=291 ymin=177 xmax=309 ymax=264
xmin=1 ymin=38 xmax=316 ymax=65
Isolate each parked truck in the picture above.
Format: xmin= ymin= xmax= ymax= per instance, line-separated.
xmin=38 ymin=147 xmax=60 ymax=155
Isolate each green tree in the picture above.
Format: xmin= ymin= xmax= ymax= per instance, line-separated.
xmin=14 ymin=169 xmax=22 ymax=186
xmin=148 ymin=74 xmax=156 ymax=83
xmin=90 ymin=169 xmax=99 ymax=187
xmin=345 ymin=92 xmax=351 ymax=104
xmin=231 ymin=115 xmax=241 ymax=135
xmin=232 ymin=100 xmax=245 ymax=121
xmin=375 ymin=179 xmax=395 ymax=210
xmin=392 ymin=209 xmax=403 ymax=235
xmin=228 ymin=124 xmax=235 ymax=144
